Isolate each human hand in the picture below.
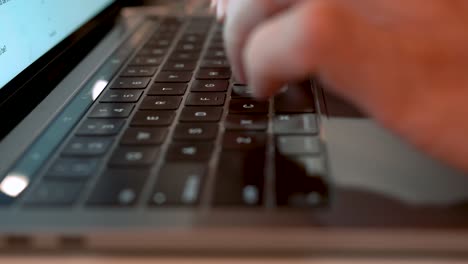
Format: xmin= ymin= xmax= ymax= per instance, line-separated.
xmin=218 ymin=0 xmax=468 ymax=172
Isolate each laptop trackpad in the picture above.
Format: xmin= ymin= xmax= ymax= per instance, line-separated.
xmin=321 ymin=94 xmax=468 ymax=207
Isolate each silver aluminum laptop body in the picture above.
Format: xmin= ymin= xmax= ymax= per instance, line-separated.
xmin=0 ymin=0 xmax=467 ymax=257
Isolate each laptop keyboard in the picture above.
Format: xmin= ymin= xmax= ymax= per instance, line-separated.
xmin=10 ymin=17 xmax=329 ymax=209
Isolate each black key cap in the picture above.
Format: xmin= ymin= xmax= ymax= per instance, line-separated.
xmin=76 ymin=119 xmax=125 ymax=136
xmin=163 ymin=61 xmax=197 ymax=71
xmin=180 ymin=34 xmax=205 ymax=43
xmin=88 ymin=103 xmax=134 ymax=118
xmin=110 ymin=77 xmax=151 ymax=89
xmin=63 ymin=137 xmax=113 ymax=156
xmin=140 ymin=96 xmax=182 ymax=110
xmin=276 ymin=155 xmax=328 ymax=207
xmin=121 ymin=127 xmax=167 ymax=145
xmin=24 ymin=181 xmax=84 ymax=207
xmin=273 ymin=114 xmax=318 ymax=135
xmin=213 ymin=151 xmax=265 ymax=206
xmin=129 ymin=56 xmax=164 ymax=66
xmin=200 ymin=59 xmax=230 ymax=69
xmin=87 ymin=170 xmax=149 ymax=207
xmin=47 ymin=158 xmax=99 ymax=180
xmin=121 ymin=66 xmax=157 ymax=77
xmin=145 ymin=38 xmax=172 ymax=48
xmin=148 ymin=83 xmax=187 ymax=95
xmin=196 ymin=68 xmax=231 ymax=80
xmin=100 ymin=90 xmax=143 ymax=103
xmin=138 ymin=48 xmax=167 ymax=56
xmin=169 ymin=52 xmax=200 ymax=62
xmin=185 ymin=93 xmax=226 ymax=106
xmin=180 ymin=107 xmax=223 ymax=122
xmin=155 ymin=71 xmax=193 ymax=83
xmin=131 ymin=111 xmax=175 ymax=126
xmin=225 ymin=115 xmax=268 ymax=131
xmin=191 ymin=80 xmax=228 ymax=92
xmin=229 ymin=99 xmax=269 ymax=114
xmin=231 ymin=85 xmax=254 ymax=98
xmin=208 ymin=42 xmax=224 ymax=50
xmin=274 ymin=83 xmax=315 ymax=113
xmin=175 ymin=43 xmax=203 ymax=52
xmin=223 ymin=132 xmax=267 ymax=150
xmin=174 ymin=123 xmax=218 ymax=141
xmin=149 ymin=164 xmax=206 ymax=206
xmin=277 ymin=136 xmax=321 ymax=155
xmin=205 ymin=49 xmax=227 ymax=60
xmin=166 ymin=142 xmax=214 ymax=162
xmin=109 ymin=146 xmax=159 ymax=167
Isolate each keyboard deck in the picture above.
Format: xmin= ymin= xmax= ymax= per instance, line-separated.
xmin=4 ymin=17 xmax=329 ymax=209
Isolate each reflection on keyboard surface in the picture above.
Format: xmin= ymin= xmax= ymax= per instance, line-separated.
xmin=23 ymin=17 xmax=329 ymax=209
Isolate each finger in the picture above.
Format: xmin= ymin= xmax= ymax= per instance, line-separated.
xmin=243 ymin=0 xmax=343 ymax=98
xmin=216 ymin=0 xmax=229 ymax=21
xmin=224 ymin=0 xmax=304 ymax=83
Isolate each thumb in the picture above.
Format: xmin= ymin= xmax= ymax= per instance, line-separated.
xmin=243 ymin=0 xmax=343 ymax=99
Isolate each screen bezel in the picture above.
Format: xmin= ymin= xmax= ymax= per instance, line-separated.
xmin=0 ymin=0 xmax=122 ymax=139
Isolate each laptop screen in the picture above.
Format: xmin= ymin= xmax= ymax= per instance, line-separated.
xmin=0 ymin=0 xmax=116 ymax=89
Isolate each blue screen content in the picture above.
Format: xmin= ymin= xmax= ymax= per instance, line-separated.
xmin=0 ymin=0 xmax=115 ymax=89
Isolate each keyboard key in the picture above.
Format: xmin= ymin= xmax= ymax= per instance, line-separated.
xmin=109 ymin=146 xmax=160 ymax=167
xmin=87 ymin=170 xmax=150 ymax=207
xmin=129 ymin=56 xmax=164 ymax=66
xmin=185 ymin=93 xmax=226 ymax=106
xmin=166 ymin=142 xmax=214 ymax=162
xmin=76 ymin=119 xmax=125 ymax=136
xmin=200 ymin=60 xmax=230 ymax=69
xmin=140 ymin=96 xmax=182 ymax=110
xmin=190 ymin=80 xmax=228 ymax=92
xmin=47 ymin=158 xmax=99 ymax=180
xmin=138 ymin=48 xmax=167 ymax=56
xmin=155 ymin=71 xmax=193 ymax=83
xmin=100 ymin=90 xmax=143 ymax=103
xmin=24 ymin=181 xmax=84 ymax=207
xmin=231 ymin=85 xmax=254 ymax=98
xmin=213 ymin=151 xmax=265 ymax=206
xmin=131 ymin=111 xmax=175 ymax=126
xmin=145 ymin=38 xmax=172 ymax=48
xmin=110 ymin=77 xmax=151 ymax=89
xmin=169 ymin=52 xmax=200 ymax=62
xmin=148 ymin=83 xmax=187 ymax=95
xmin=276 ymin=155 xmax=328 ymax=207
xmin=229 ymin=99 xmax=269 ymax=114
xmin=163 ymin=61 xmax=197 ymax=71
xmin=173 ymin=123 xmax=218 ymax=141
xmin=175 ymin=43 xmax=203 ymax=52
xmin=223 ymin=132 xmax=267 ymax=150
xmin=180 ymin=107 xmax=223 ymax=122
xmin=121 ymin=127 xmax=167 ymax=145
xmin=225 ymin=115 xmax=268 ymax=131
xmin=205 ymin=49 xmax=227 ymax=60
xmin=149 ymin=164 xmax=206 ymax=206
xmin=196 ymin=68 xmax=231 ymax=80
xmin=277 ymin=136 xmax=321 ymax=155
xmin=63 ymin=137 xmax=113 ymax=156
xmin=88 ymin=103 xmax=134 ymax=118
xmin=180 ymin=34 xmax=205 ymax=43
xmin=121 ymin=66 xmax=157 ymax=77
xmin=274 ymin=114 xmax=318 ymax=135
xmin=274 ymin=84 xmax=315 ymax=113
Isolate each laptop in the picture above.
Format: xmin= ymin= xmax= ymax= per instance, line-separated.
xmin=0 ymin=0 xmax=467 ymax=256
